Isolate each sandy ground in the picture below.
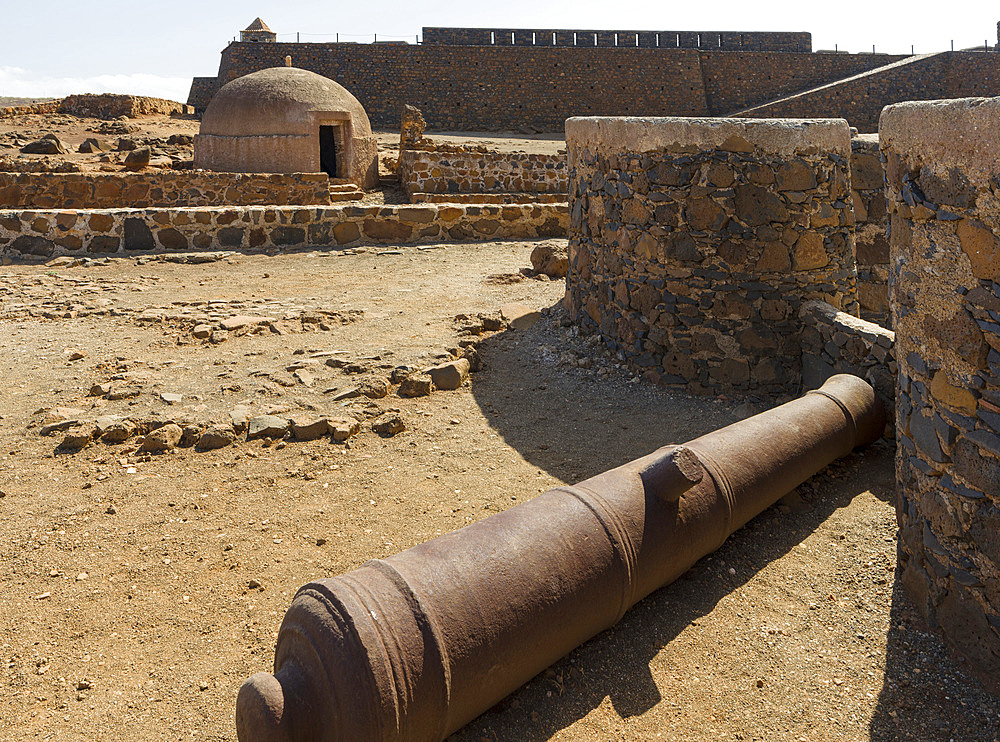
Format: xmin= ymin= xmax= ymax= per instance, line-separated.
xmin=0 ymin=240 xmax=997 ymax=741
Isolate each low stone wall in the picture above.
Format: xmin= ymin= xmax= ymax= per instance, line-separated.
xmin=0 ymin=203 xmax=568 ymax=257
xmin=410 ymin=193 xmax=567 ymax=205
xmin=60 ymin=94 xmax=189 ymax=119
xmin=0 ymin=172 xmax=332 ymax=209
xmin=0 ymin=101 xmax=61 ymax=118
xmin=565 ymin=116 xmax=858 ymax=395
xmin=851 ymin=134 xmax=890 ymax=326
xmin=0 ymin=94 xmax=189 ymax=120
xmin=398 ymin=146 xmax=567 ymax=197
xmin=882 ymin=97 xmax=1000 ymax=691
xmin=800 ymin=299 xmax=895 ymax=421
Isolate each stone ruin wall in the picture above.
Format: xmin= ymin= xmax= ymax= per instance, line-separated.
xmin=0 ymin=202 xmax=568 ymax=257
xmin=397 ymin=146 xmax=568 ymax=200
xmin=1 ymin=94 xmax=190 ymax=120
xmin=564 ymin=116 xmax=858 ymax=396
xmin=799 ymin=299 xmax=896 ymax=423
xmin=851 ymin=134 xmax=891 ymax=326
xmin=0 ymin=172 xmax=332 ymax=210
xmin=0 ymin=101 xmax=62 ymax=118
xmin=882 ymin=97 xmax=1000 ymax=689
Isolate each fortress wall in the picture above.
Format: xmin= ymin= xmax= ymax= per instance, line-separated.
xmin=736 ymin=53 xmax=1000 ymax=133
xmin=422 ymin=27 xmax=812 ymax=52
xmin=946 ymin=53 xmax=1000 ymax=98
xmin=0 ymin=203 xmax=568 ymax=257
xmin=698 ymin=51 xmax=905 ymax=115
xmin=851 ymin=135 xmax=890 ymax=326
xmin=213 ymin=43 xmax=708 ymax=132
xmin=564 ymin=116 xmax=857 ymax=396
xmin=187 ymin=78 xmax=219 ymax=113
xmin=193 ymin=43 xmax=1000 ymax=133
xmin=397 ymin=147 xmax=567 ymax=197
xmin=882 ymin=97 xmax=1000 ymax=691
xmin=202 ymin=43 xmax=901 ymax=130
xmin=0 ymin=171 xmax=332 ymax=210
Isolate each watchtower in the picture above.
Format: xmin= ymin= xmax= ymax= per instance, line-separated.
xmin=241 ymin=18 xmax=276 ymax=43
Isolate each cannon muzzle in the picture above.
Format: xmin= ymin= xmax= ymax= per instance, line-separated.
xmin=237 ymin=374 xmax=884 ymax=742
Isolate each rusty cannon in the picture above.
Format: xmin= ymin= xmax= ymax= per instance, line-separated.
xmin=236 ymin=374 xmax=884 ymax=742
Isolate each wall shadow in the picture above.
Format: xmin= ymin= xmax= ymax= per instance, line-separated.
xmin=468 ymin=311 xmax=753 ymax=484
xmin=869 ymin=575 xmax=1000 ymax=740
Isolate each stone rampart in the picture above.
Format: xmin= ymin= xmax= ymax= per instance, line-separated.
xmin=397 ymin=146 xmax=567 ymax=198
xmin=193 ymin=42 xmax=903 ymax=130
xmin=0 ymin=202 xmax=567 ymax=257
xmin=737 ymin=52 xmax=1000 ymax=133
xmin=422 ymin=27 xmax=812 ymax=53
xmin=851 ymin=134 xmax=890 ymax=326
xmin=565 ymin=116 xmax=857 ymax=395
xmin=882 ymin=97 xmax=1000 ymax=690
xmin=0 ymin=172 xmax=332 ymax=210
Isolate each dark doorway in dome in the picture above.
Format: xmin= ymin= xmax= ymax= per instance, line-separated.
xmin=319 ymin=125 xmax=339 ymax=177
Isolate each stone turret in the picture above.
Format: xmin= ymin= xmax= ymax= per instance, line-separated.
xmin=241 ymin=18 xmax=276 ymax=43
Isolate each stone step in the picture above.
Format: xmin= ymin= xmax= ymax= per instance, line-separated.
xmin=409 ymin=192 xmax=567 ymax=205
xmin=329 ymin=183 xmax=361 ymax=193
xmin=328 ymin=190 xmax=363 ymax=203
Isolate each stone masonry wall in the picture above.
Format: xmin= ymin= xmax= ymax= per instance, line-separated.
xmin=1 ymin=94 xmax=188 ymax=120
xmin=851 ymin=134 xmax=890 ymax=326
xmin=882 ymin=97 xmax=1000 ymax=689
xmin=800 ymin=299 xmax=896 ymax=423
xmin=59 ymin=94 xmax=189 ymax=119
xmin=697 ymin=51 xmax=904 ymax=117
xmin=191 ymin=42 xmax=902 ymax=130
xmin=0 ymin=172 xmax=332 ymax=210
xmin=738 ymin=52 xmax=1000 ymax=133
xmin=187 ymin=78 xmax=219 ymax=113
xmin=0 ymin=203 xmax=567 ymax=257
xmin=422 ymin=27 xmax=812 ymax=53
xmin=0 ymin=101 xmax=61 ymax=118
xmin=397 ymin=146 xmax=567 ymax=198
xmin=565 ymin=116 xmax=857 ymax=396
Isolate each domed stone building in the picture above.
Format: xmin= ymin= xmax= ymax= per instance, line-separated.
xmin=194 ymin=66 xmax=379 ymax=189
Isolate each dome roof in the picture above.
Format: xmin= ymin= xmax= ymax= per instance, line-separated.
xmin=201 ymin=67 xmax=372 ymax=138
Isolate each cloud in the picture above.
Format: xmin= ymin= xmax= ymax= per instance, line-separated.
xmin=0 ymin=66 xmax=191 ymax=103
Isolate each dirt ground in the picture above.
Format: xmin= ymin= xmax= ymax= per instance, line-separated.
xmin=0 ymin=239 xmax=998 ymax=742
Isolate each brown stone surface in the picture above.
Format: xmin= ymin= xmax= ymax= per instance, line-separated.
xmin=957 ymin=218 xmax=1000 ymax=281
xmin=0 ymin=172 xmax=332 ymax=210
xmin=566 ymin=116 xmax=856 ymax=394
xmin=0 ymin=202 xmax=568 ymax=255
xmin=883 ymin=96 xmax=1000 ymax=696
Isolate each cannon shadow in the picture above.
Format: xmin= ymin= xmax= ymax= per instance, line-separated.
xmin=458 ymin=316 xmax=899 ymax=740
xmin=468 ymin=309 xmax=753 ymax=485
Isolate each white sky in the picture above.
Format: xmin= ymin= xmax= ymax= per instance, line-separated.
xmin=1 ymin=1 xmax=997 ymax=102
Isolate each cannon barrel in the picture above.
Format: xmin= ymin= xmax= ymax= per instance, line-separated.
xmin=236 ymin=374 xmax=884 ymax=742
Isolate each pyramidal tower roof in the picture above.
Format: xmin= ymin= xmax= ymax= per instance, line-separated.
xmin=244 ymin=17 xmax=272 ymax=33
